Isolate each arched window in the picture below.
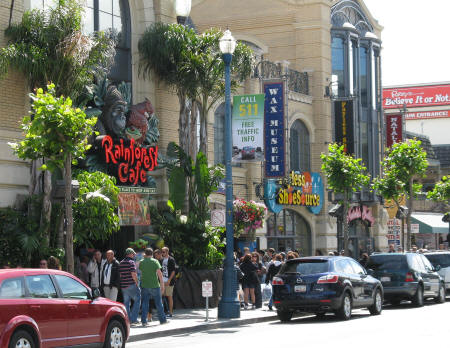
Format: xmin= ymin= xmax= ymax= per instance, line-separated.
xmin=290 ymin=119 xmax=310 ymax=172
xmin=267 ymin=209 xmax=312 ymax=256
xmin=214 ymin=103 xmax=226 ymax=165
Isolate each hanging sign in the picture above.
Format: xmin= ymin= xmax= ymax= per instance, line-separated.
xmin=100 ymin=135 xmax=158 ymax=185
xmin=264 ymin=171 xmax=324 ymax=215
xmin=334 ymin=100 xmax=354 ymax=154
xmin=264 ymin=81 xmax=285 ymax=177
xmin=118 ymin=193 xmax=151 ymax=226
xmin=232 ymin=94 xmax=264 ymax=162
xmin=385 ymin=114 xmax=403 ymax=148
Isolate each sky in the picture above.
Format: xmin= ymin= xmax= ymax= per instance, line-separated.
xmin=363 ymin=0 xmax=450 ymax=87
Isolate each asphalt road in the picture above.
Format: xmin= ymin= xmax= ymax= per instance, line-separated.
xmin=128 ymin=299 xmax=449 ymax=348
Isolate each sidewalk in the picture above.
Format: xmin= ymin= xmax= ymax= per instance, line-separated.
xmin=128 ymin=307 xmax=279 ymax=342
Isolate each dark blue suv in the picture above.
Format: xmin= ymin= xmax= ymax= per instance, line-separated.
xmin=366 ymin=253 xmax=445 ymax=306
xmin=272 ymin=256 xmax=383 ymax=322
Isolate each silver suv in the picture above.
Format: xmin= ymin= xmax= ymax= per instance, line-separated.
xmin=424 ymin=252 xmax=450 ymax=292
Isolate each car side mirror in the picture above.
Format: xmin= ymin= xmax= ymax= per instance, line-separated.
xmin=435 ymin=265 xmax=441 ymax=272
xmin=92 ymin=288 xmax=101 ymax=299
xmin=366 ymin=269 xmax=374 ymax=276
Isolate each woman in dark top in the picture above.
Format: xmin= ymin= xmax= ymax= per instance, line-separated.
xmin=240 ymin=253 xmax=258 ymax=309
xmin=265 ymin=254 xmax=283 ymax=310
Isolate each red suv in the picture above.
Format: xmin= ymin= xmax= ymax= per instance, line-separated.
xmin=0 ymin=269 xmax=130 ymax=348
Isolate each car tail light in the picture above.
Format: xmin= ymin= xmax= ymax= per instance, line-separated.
xmin=405 ymin=272 xmax=414 ymax=282
xmin=317 ymin=274 xmax=339 ymax=284
xmin=272 ymin=277 xmax=284 ymax=285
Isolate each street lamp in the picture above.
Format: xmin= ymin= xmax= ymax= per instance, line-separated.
xmin=218 ymin=29 xmax=240 ymax=319
xmin=175 ymin=0 xmax=191 ymax=25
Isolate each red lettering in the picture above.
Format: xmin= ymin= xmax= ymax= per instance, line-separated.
xmin=102 ymin=136 xmax=117 ymax=164
xmin=140 ymin=169 xmax=147 ymax=183
xmin=118 ymin=163 xmax=128 ymax=183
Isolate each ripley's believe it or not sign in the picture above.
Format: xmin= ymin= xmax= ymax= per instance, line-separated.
xmin=264 ymin=171 xmax=324 ymax=215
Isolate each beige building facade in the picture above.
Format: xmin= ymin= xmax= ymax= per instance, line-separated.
xmin=0 ymin=0 xmax=389 ymax=255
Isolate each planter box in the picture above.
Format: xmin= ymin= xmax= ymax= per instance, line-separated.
xmin=173 ymin=268 xmax=223 ymax=309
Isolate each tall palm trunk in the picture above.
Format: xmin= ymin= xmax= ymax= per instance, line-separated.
xmin=198 ymin=96 xmax=209 ymax=156
xmin=406 ymin=178 xmax=414 ymax=251
xmin=189 ymin=100 xmax=198 ymax=160
xmin=65 ymin=154 xmax=74 ymax=273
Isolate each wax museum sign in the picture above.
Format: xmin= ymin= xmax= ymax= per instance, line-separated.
xmin=100 ymin=135 xmax=158 ymax=185
xmin=264 ymin=171 xmax=324 ymax=215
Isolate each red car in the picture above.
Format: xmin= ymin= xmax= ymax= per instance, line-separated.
xmin=0 ymin=268 xmax=129 ymax=348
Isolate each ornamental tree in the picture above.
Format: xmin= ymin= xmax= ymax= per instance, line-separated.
xmin=373 ymin=139 xmax=428 ymax=250
xmin=10 ymin=84 xmax=97 ymax=273
xmin=321 ymin=143 xmax=370 ymax=256
xmin=427 ymin=175 xmax=450 ymax=221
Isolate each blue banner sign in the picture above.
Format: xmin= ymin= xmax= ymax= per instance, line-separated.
xmin=264 ymin=171 xmax=324 ymax=215
xmin=264 ymin=81 xmax=285 ymax=177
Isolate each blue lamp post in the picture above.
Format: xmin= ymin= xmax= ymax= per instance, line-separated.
xmin=218 ymin=29 xmax=240 ymax=319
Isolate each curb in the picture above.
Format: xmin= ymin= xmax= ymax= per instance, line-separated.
xmin=128 ymin=313 xmax=279 ymax=342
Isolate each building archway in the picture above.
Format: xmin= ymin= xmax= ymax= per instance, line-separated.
xmin=266 ymin=209 xmax=312 ymax=256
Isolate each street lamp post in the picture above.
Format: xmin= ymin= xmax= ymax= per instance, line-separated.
xmin=218 ymin=29 xmax=240 ymax=319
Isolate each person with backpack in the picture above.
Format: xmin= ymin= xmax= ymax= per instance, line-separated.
xmin=161 ymin=247 xmax=176 ymax=318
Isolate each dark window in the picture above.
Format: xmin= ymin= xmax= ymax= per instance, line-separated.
xmin=360 ymin=46 xmax=369 ymax=108
xmin=331 ymin=37 xmax=345 ymax=97
xmin=290 ymin=120 xmax=310 ymax=172
xmin=0 ymin=277 xmax=25 ymax=299
xmin=281 ymin=260 xmax=329 ymax=275
xmin=425 ymin=254 xmax=450 ymax=268
xmin=367 ymin=255 xmax=408 ymax=271
xmin=55 ymin=275 xmax=90 ymax=300
xmin=25 ymin=275 xmax=58 ymax=298
xmin=214 ymin=103 xmax=226 ymax=165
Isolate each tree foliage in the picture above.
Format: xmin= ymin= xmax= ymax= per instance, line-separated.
xmin=138 ymin=23 xmax=253 ymax=156
xmin=427 ymin=175 xmax=450 ymax=204
xmin=321 ymin=143 xmax=370 ymax=256
xmin=73 ymin=171 xmax=120 ymax=247
xmin=10 ymin=84 xmax=96 ymax=273
xmin=0 ymin=0 xmax=116 ymax=104
xmin=373 ymin=139 xmax=428 ymax=250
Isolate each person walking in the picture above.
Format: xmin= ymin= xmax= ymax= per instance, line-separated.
xmin=87 ymin=250 xmax=105 ymax=293
xmin=48 ymin=256 xmax=62 ymax=270
xmin=139 ymin=248 xmax=167 ymax=326
xmin=119 ymin=248 xmax=141 ymax=325
xmin=39 ymin=259 xmax=48 ymax=269
xmin=161 ymin=247 xmax=176 ymax=318
xmin=265 ymin=254 xmax=283 ymax=310
xmin=240 ymin=253 xmax=259 ymax=309
xmin=102 ymin=250 xmax=120 ymax=301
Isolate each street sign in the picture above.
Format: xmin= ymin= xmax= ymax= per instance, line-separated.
xmin=211 ymin=210 xmax=226 ymax=227
xmin=202 ymin=281 xmax=213 ymax=297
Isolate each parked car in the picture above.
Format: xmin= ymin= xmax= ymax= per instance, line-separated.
xmin=241 ymin=146 xmax=256 ymax=160
xmin=366 ymin=253 xmax=445 ymax=306
xmin=272 ymin=256 xmax=383 ymax=322
xmin=0 ymin=268 xmax=129 ymax=348
xmin=424 ymin=251 xmax=450 ymax=292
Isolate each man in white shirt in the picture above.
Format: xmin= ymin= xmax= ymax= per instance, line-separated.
xmin=87 ymin=250 xmax=106 ymax=293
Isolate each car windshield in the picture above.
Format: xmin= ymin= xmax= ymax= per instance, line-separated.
xmin=366 ymin=255 xmax=408 ymax=271
xmin=280 ymin=259 xmax=329 ymax=275
xmin=425 ymin=254 xmax=450 ymax=268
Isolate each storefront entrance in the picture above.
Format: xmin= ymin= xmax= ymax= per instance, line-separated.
xmin=266 ymin=209 xmax=312 ymax=256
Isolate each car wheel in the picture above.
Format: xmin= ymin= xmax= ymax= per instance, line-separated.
xmin=435 ymin=283 xmax=446 ymax=304
xmin=412 ymin=285 xmax=424 ymax=307
xmin=9 ymin=330 xmax=35 ymax=348
xmin=368 ymin=289 xmax=383 ymax=315
xmin=104 ymin=320 xmax=125 ymax=348
xmin=277 ymin=310 xmax=293 ymax=322
xmin=336 ymin=292 xmax=352 ymax=320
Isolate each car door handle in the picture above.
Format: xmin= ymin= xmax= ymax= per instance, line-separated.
xmin=68 ymin=305 xmax=77 ymax=310
xmin=30 ymin=305 xmax=41 ymax=310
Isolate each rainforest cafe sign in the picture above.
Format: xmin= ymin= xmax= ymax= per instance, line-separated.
xmin=277 ymin=171 xmax=322 ymax=208
xmin=101 ymin=135 xmax=158 ymax=185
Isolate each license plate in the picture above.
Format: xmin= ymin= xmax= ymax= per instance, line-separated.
xmin=295 ymin=285 xmax=307 ymax=293
xmin=381 ymin=276 xmax=391 ymax=282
